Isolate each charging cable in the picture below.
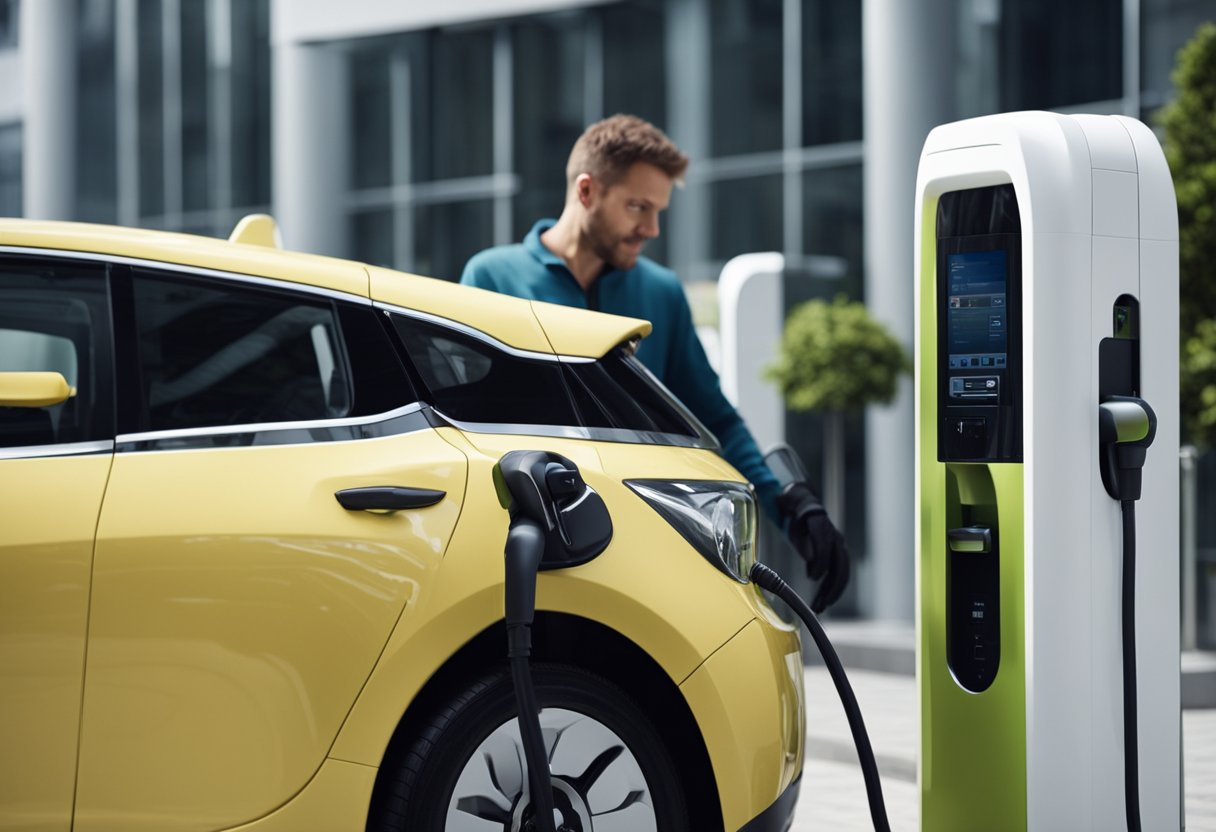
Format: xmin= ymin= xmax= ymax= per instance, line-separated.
xmin=503 ymin=516 xmax=559 ymax=832
xmin=1098 ymin=395 xmax=1158 ymax=832
xmin=751 ymin=561 xmax=892 ymax=832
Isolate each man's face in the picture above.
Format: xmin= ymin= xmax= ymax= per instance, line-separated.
xmin=582 ymin=162 xmax=674 ymax=271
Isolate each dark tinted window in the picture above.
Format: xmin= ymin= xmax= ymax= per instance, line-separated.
xmin=0 ymin=258 xmax=114 ymax=448
xmin=392 ymin=315 xmax=579 ymax=426
xmin=338 ymin=304 xmax=416 ymax=415
xmin=564 ymin=351 xmax=699 ymax=437
xmin=130 ymin=272 xmax=353 ymax=432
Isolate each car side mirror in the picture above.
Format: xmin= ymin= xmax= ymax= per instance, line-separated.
xmin=0 ymin=372 xmax=76 ymax=408
xmin=764 ymin=442 xmax=810 ymax=489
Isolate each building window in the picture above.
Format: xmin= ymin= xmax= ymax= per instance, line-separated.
xmin=411 ymin=29 xmax=495 ymax=183
xmin=602 ymin=1 xmax=668 ymax=131
xmin=512 ymin=13 xmax=587 ymax=239
xmin=1141 ymin=0 xmax=1216 ymax=112
xmin=802 ymin=0 xmax=862 ymax=145
xmin=350 ymin=49 xmax=393 ymax=192
xmin=76 ymin=0 xmax=118 ymax=224
xmin=0 ymin=123 xmax=20 ymax=217
xmin=709 ymin=174 xmax=783 ymax=262
xmin=999 ymin=0 xmax=1122 ymax=110
xmin=709 ymin=0 xmax=783 ymax=157
xmin=124 ymin=0 xmax=272 ymax=236
xmin=0 ymin=0 xmax=19 ymax=49
xmin=413 ymin=199 xmax=495 ymax=282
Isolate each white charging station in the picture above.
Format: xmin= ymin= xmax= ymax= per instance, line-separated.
xmin=914 ymin=112 xmax=1180 ymax=830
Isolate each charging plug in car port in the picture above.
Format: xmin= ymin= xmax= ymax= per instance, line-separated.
xmin=493 ymin=451 xmax=614 ymax=832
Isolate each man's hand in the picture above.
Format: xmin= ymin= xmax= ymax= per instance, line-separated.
xmin=776 ymin=482 xmax=850 ymax=613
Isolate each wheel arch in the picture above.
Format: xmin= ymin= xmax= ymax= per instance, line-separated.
xmin=365 ymin=611 xmax=724 ymax=832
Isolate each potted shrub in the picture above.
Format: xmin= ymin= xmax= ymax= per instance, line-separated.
xmin=767 ymin=295 xmax=911 ymax=526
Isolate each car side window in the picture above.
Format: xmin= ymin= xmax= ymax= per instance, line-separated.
xmin=563 ymin=351 xmax=700 ymax=437
xmin=130 ymin=271 xmax=353 ymax=432
xmin=0 ymin=257 xmax=114 ymax=449
xmin=391 ymin=314 xmax=580 ymax=427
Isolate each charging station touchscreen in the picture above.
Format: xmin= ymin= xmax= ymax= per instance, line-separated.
xmin=947 ymin=251 xmax=1008 ymax=381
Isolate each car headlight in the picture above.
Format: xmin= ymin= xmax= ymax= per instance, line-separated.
xmin=625 ymin=479 xmax=757 ymax=583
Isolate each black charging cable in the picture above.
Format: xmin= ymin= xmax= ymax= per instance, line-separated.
xmin=1098 ymin=394 xmax=1157 ymax=832
xmin=503 ymin=516 xmax=558 ymax=832
xmin=750 ymin=561 xmax=892 ymax=832
xmin=1120 ymin=499 xmax=1141 ymax=832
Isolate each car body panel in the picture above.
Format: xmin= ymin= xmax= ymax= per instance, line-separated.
xmin=218 ymin=759 xmax=378 ymax=832
xmin=330 ymin=429 xmax=765 ymax=765
xmin=0 ymin=220 xmax=368 ymax=299
xmin=73 ymin=429 xmax=466 ymax=832
xmin=681 ymin=617 xmax=806 ymax=830
xmin=0 ymin=453 xmax=113 ymax=832
xmin=368 ymin=266 xmax=555 ymax=354
xmin=528 ymin=299 xmax=652 ymax=358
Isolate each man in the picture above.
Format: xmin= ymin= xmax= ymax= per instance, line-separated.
xmin=462 ymin=114 xmax=849 ymax=611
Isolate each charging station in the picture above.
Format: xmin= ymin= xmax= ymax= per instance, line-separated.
xmin=914 ymin=113 xmax=1180 ymax=830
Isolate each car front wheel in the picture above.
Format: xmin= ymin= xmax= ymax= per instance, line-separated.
xmin=371 ymin=664 xmax=690 ymax=832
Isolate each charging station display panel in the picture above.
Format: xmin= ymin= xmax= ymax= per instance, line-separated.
xmin=937 ymin=185 xmax=1023 ymax=462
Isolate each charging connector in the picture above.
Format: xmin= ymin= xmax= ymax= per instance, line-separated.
xmin=1099 ymin=396 xmax=1157 ymax=502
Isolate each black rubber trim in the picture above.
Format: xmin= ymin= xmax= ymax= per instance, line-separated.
xmin=335 ymin=486 xmax=445 ymax=511
xmin=738 ymin=775 xmax=801 ymax=832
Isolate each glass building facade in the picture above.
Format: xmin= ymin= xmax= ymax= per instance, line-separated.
xmin=61 ymin=0 xmax=272 ymax=235
xmin=5 ymin=0 xmax=1216 ymax=626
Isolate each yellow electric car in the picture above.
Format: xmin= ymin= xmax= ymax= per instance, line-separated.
xmin=0 ymin=216 xmax=804 ymax=832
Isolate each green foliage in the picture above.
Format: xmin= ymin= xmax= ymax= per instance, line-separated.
xmin=1159 ymin=23 xmax=1216 ymax=446
xmin=1160 ymin=22 xmax=1216 ymax=337
xmin=767 ymin=296 xmax=911 ymax=413
xmin=1182 ymin=319 xmax=1216 ymax=441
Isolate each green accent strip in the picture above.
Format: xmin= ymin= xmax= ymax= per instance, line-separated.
xmin=918 ymin=196 xmax=1028 ymax=831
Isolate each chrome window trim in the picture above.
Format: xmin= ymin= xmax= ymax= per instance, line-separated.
xmin=116 ymin=402 xmax=424 ymax=445
xmin=429 ymin=408 xmax=716 ymax=451
xmin=0 ymin=245 xmax=372 ymax=306
xmin=376 ymin=301 xmax=596 ymax=364
xmin=0 ymin=440 xmax=115 ymax=460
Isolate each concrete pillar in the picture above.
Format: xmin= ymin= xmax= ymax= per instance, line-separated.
xmin=21 ymin=0 xmax=77 ymax=220
xmin=861 ymin=0 xmax=955 ymax=620
xmin=272 ymin=40 xmax=349 ymax=256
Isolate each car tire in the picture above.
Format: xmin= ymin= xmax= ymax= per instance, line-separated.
xmin=370 ymin=663 xmax=690 ymax=831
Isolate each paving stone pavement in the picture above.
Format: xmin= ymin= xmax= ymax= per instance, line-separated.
xmin=788 ymin=666 xmax=1216 ymax=830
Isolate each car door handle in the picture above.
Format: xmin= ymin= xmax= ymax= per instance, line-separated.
xmin=335 ymin=486 xmax=446 ymax=512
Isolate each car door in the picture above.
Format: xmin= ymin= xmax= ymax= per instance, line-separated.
xmin=74 ymin=266 xmax=466 ymax=832
xmin=0 ymin=256 xmax=115 ymax=832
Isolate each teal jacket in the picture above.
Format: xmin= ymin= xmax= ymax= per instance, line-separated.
xmin=461 ymin=219 xmax=782 ymax=521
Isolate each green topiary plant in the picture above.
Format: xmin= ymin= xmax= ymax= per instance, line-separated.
xmin=767 ymin=295 xmax=911 ymax=525
xmin=1158 ymin=22 xmax=1216 ymax=447
xmin=768 ymin=295 xmax=910 ymax=412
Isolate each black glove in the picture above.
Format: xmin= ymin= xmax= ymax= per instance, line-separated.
xmin=776 ymin=482 xmax=850 ymax=613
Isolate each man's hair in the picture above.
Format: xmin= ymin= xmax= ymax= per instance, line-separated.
xmin=566 ymin=114 xmax=689 ymax=190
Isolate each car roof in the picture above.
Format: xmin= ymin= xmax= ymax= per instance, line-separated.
xmin=0 ymin=217 xmax=653 ymax=358
xmin=0 ymin=218 xmax=370 ymax=297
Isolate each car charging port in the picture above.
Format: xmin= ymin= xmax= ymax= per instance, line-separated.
xmin=493 ymin=450 xmax=614 ymax=832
